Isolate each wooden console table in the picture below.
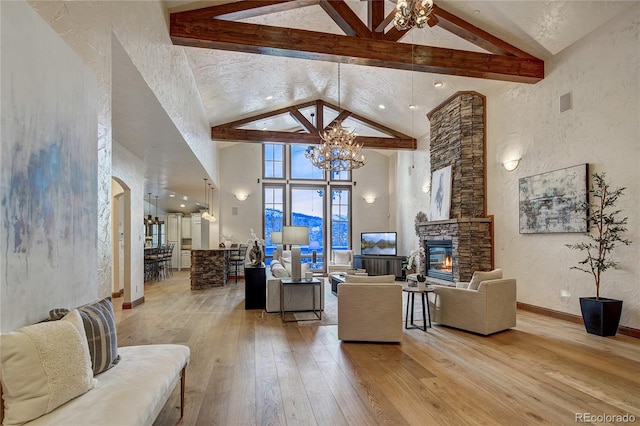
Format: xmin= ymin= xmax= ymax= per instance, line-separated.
xmin=353 ymin=255 xmax=405 ymax=280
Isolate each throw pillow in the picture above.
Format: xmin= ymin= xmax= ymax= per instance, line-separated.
xmin=50 ymin=297 xmax=120 ymax=376
xmin=0 ymin=310 xmax=95 ymax=425
xmin=344 ymin=274 xmax=395 ymax=283
xmin=468 ymin=269 xmax=503 ymax=290
xmin=271 ymin=262 xmax=290 ymax=278
xmin=333 ymin=250 xmax=351 ymax=265
xmin=270 ymin=260 xmax=281 ymax=272
xmin=280 ymin=257 xmax=292 ymax=275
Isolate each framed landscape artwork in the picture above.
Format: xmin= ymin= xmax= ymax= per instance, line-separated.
xmin=519 ymin=164 xmax=588 ymax=234
xmin=430 ymin=165 xmax=452 ymax=221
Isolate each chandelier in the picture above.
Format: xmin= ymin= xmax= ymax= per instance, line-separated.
xmin=394 ymin=0 xmax=434 ymax=31
xmin=305 ymin=122 xmax=366 ymax=171
xmin=305 ymin=64 xmax=367 ymax=172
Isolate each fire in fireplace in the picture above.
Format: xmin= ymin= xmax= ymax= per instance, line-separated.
xmin=425 ymin=240 xmax=453 ymax=281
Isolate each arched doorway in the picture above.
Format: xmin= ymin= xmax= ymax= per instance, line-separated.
xmin=111 ymin=177 xmax=132 ymax=307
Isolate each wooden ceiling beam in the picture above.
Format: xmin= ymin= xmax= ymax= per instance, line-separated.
xmin=432 ymin=5 xmax=536 ymax=59
xmin=319 ymin=0 xmax=372 ymax=38
xmin=171 ymin=0 xmax=319 ymax=21
xmin=170 ymin=17 xmax=544 ymax=83
xmin=210 ymin=128 xmax=416 ymax=150
xmin=288 ymin=107 xmax=317 ymax=132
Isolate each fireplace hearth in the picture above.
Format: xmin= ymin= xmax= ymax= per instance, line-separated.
xmin=426 ymin=240 xmax=453 ymax=281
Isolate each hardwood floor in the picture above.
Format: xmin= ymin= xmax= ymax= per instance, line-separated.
xmin=114 ymin=271 xmax=640 ymax=426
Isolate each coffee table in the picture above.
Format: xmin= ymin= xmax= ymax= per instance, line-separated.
xmin=280 ymin=277 xmax=322 ymax=322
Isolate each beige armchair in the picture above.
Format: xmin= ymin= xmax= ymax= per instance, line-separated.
xmin=337 ymin=274 xmax=403 ymax=342
xmin=428 ymin=271 xmax=516 ymax=335
xmin=327 ymin=250 xmax=353 ymax=274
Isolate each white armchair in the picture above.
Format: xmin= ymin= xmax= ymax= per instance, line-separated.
xmin=427 ymin=269 xmax=516 ymax=335
xmin=337 ymin=274 xmax=402 ymax=342
xmin=327 ymin=250 xmax=353 ymax=274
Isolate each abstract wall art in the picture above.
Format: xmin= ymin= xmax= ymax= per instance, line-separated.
xmin=519 ymin=164 xmax=588 ymax=234
xmin=430 ymin=165 xmax=452 ymax=221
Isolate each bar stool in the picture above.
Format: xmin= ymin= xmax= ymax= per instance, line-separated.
xmin=228 ymin=244 xmax=247 ymax=284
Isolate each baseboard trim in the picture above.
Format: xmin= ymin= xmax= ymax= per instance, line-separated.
xmin=517 ymin=302 xmax=640 ymax=339
xmin=112 ymin=289 xmax=124 ymax=298
xmin=122 ymin=296 xmax=145 ymax=310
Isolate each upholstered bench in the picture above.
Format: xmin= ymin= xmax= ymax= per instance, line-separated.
xmin=1 ymin=298 xmax=190 ymax=426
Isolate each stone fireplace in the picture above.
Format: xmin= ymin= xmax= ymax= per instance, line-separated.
xmin=417 ymin=92 xmax=493 ymax=283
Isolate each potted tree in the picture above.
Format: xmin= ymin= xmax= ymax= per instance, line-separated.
xmin=566 ymin=172 xmax=631 ymax=336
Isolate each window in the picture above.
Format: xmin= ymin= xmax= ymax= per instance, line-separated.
xmin=330 ymin=188 xmax=350 ymax=251
xmin=263 ymin=144 xmax=352 ymax=271
xmin=264 ymin=144 xmax=284 ymax=179
xmin=263 ymin=185 xmax=284 ymax=259
xmin=291 ymin=145 xmax=323 ymax=180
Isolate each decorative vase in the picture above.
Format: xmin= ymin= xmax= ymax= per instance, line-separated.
xmin=579 ymin=297 xmax=623 ymax=337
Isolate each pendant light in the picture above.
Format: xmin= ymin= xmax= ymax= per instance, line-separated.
xmin=154 ymin=195 xmax=164 ymax=225
xmin=146 ymin=192 xmax=153 ymax=225
xmin=202 ymin=178 xmax=212 ymax=221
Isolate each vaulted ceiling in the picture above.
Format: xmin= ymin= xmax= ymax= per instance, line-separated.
xmin=113 ymin=1 xmax=634 ymax=212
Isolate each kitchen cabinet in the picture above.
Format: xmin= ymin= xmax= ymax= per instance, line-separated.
xmin=165 ymin=213 xmax=182 ymax=269
xmin=181 ymin=250 xmax=191 ymax=270
xmin=181 ymin=216 xmax=191 ymax=238
xmin=191 ymin=213 xmax=201 ymax=249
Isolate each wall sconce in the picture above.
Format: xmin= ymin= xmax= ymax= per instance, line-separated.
xmin=502 ymin=158 xmax=521 ymax=171
xmin=234 ymin=192 xmax=249 ymax=201
xmin=363 ymin=195 xmax=376 ymax=204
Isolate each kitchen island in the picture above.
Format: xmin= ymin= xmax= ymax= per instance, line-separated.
xmin=190 ymin=248 xmax=237 ymax=290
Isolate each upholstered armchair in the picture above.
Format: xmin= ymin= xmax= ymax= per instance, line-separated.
xmin=427 ymin=269 xmax=516 ymax=335
xmin=337 ymin=274 xmax=403 ymax=342
xmin=327 ymin=250 xmax=353 ymax=274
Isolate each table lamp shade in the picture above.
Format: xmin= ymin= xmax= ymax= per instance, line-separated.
xmin=282 ymin=226 xmax=309 ymax=245
xmin=282 ymin=226 xmax=309 ymax=280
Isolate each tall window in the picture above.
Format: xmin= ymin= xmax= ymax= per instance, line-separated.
xmin=264 ymin=144 xmax=284 ymax=179
xmin=331 ymin=188 xmax=350 ymax=251
xmin=263 ymin=185 xmax=284 ymax=258
xmin=263 ymin=144 xmax=352 ymax=270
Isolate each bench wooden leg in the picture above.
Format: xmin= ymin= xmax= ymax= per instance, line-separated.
xmin=180 ymin=366 xmax=186 ymax=418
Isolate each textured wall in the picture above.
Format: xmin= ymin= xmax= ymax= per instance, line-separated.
xmin=27 ymin=0 xmax=215 ymax=303
xmin=396 ymin=6 xmax=639 ymax=329
xmin=485 ymin=6 xmax=640 ymax=329
xmin=1 ymin=1 xmax=98 ymax=331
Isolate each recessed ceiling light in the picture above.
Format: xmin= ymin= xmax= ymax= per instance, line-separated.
xmin=378 ymin=104 xmax=386 ymax=109
xmin=265 ymin=95 xmax=273 ymax=100
xmin=409 ymin=104 xmax=416 ymax=110
xmin=262 ymin=127 xmax=268 ymax=131
xmin=195 ymin=202 xmax=201 ymax=206
xmin=473 ymin=9 xmax=480 ymax=15
xmin=433 ymin=81 xmax=444 ymax=88
xmin=169 ymin=194 xmax=175 ymax=198
xmin=182 ymin=196 xmax=188 ymax=201
xmin=180 ymin=204 xmax=186 ymax=208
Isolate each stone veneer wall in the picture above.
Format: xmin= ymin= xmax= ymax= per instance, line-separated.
xmin=191 ymin=250 xmax=228 ymax=289
xmin=419 ymin=92 xmax=492 ymax=283
xmin=429 ymin=92 xmax=486 ymax=218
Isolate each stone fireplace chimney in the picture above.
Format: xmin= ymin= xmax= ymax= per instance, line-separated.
xmin=418 ymin=92 xmax=493 ymax=283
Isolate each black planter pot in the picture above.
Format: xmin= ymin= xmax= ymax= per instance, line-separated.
xmin=579 ymin=297 xmax=623 ymax=337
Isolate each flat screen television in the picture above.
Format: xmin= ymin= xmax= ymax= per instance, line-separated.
xmin=360 ymin=232 xmax=397 ymax=256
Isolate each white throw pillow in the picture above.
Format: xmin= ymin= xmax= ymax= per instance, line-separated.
xmin=280 ymin=257 xmax=292 ymax=275
xmin=468 ymin=269 xmax=503 ymax=290
xmin=270 ymin=260 xmax=281 ymax=272
xmin=271 ymin=262 xmax=290 ymax=278
xmin=344 ymin=274 xmax=395 ymax=283
xmin=333 ymin=250 xmax=351 ymax=265
xmin=0 ymin=310 xmax=95 ymax=425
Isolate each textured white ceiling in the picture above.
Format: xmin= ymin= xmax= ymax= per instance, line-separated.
xmin=117 ymin=0 xmax=634 ymax=211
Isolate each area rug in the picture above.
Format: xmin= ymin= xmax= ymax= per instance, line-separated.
xmin=294 ymin=279 xmax=337 ymax=326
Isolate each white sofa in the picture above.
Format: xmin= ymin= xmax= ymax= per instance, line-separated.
xmin=265 ymin=262 xmax=324 ymax=313
xmin=337 ymin=274 xmax=403 ymax=342
xmin=427 ymin=269 xmax=516 ymax=335
xmin=327 ymin=250 xmax=354 ymax=274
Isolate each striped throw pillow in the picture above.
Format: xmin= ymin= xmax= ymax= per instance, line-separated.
xmin=49 ymin=297 xmax=120 ymax=375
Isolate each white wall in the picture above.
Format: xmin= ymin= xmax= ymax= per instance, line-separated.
xmin=487 ymin=6 xmax=639 ymax=329
xmin=28 ymin=0 xmax=216 ymax=300
xmin=395 ymin=6 xmax=640 ymax=329
xmin=395 ymin=134 xmax=431 ymax=257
